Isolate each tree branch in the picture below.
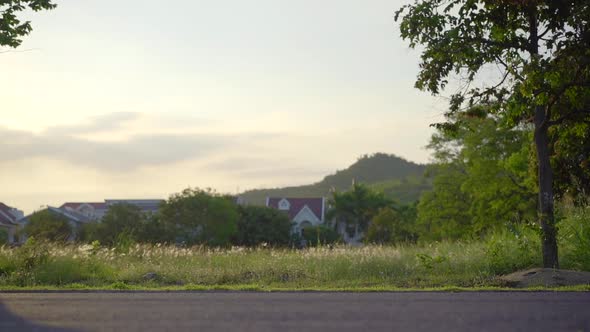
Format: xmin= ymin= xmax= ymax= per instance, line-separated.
xmin=548 ymin=109 xmax=590 ymax=127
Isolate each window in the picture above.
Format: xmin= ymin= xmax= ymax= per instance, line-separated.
xmin=278 ymin=199 xmax=290 ymax=210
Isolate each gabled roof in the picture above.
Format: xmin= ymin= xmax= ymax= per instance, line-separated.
xmin=48 ymin=207 xmax=93 ymax=223
xmin=266 ymin=197 xmax=325 ymax=221
xmin=60 ymin=202 xmax=108 ymax=210
xmin=21 ymin=207 xmax=93 ymax=224
xmin=0 ymin=203 xmax=19 ymax=226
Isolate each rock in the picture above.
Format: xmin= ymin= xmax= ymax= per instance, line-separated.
xmin=143 ymin=272 xmax=159 ymax=281
xmin=500 ymin=268 xmax=590 ymax=288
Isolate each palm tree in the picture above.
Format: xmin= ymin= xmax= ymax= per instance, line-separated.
xmin=327 ymin=183 xmax=392 ymax=238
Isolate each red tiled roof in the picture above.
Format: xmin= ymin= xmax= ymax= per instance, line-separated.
xmin=266 ymin=197 xmax=324 ymax=221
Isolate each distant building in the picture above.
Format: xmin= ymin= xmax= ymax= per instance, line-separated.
xmin=265 ymin=197 xmax=326 ymax=236
xmin=265 ymin=197 xmax=365 ymax=245
xmin=60 ymin=199 xmax=164 ymax=221
xmin=60 ymin=202 xmax=108 ymax=221
xmin=105 ymin=199 xmax=163 ymax=215
xmin=0 ymin=203 xmax=24 ymax=244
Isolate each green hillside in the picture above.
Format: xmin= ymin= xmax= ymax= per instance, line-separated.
xmin=240 ymin=153 xmax=431 ymax=205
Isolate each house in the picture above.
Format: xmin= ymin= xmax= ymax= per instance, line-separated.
xmin=265 ymin=197 xmax=365 ymax=245
xmin=60 ymin=199 xmax=164 ymax=220
xmin=266 ymin=197 xmax=326 ymax=236
xmin=334 ymin=221 xmax=364 ymax=245
xmin=60 ymin=202 xmax=108 ymax=221
xmin=0 ymin=203 xmax=24 ymax=244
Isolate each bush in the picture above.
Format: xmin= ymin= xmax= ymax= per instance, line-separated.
xmin=0 ymin=228 xmax=8 ymax=246
xmin=302 ymin=226 xmax=341 ymax=246
xmin=559 ymin=206 xmax=590 ymax=271
xmin=136 ymin=215 xmax=176 ymax=244
xmin=233 ymin=206 xmax=291 ymax=247
xmin=484 ymin=224 xmax=541 ymax=274
xmin=160 ymin=188 xmax=238 ymax=246
xmin=24 ymin=210 xmax=73 ymax=243
xmin=80 ymin=203 xmax=144 ymax=246
xmin=366 ymin=206 xmax=418 ymax=245
xmin=10 ymin=238 xmax=51 ymax=286
xmin=80 ymin=206 xmax=176 ymax=246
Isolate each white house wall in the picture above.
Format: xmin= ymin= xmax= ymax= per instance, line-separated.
xmin=292 ymin=205 xmax=322 ymax=226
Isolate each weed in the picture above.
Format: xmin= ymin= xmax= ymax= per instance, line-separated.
xmin=0 ymin=223 xmax=588 ymax=289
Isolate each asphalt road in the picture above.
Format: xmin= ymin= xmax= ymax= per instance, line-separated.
xmin=0 ymin=292 xmax=588 ymax=332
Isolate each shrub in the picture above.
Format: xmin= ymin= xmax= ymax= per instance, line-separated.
xmin=366 ymin=207 xmax=417 ymax=245
xmin=160 ymin=188 xmax=238 ymax=246
xmin=0 ymin=228 xmax=8 ymax=246
xmin=96 ymin=203 xmax=144 ymax=246
xmin=559 ymin=206 xmax=590 ymax=271
xmin=24 ymin=210 xmax=73 ymax=243
xmin=80 ymin=207 xmax=175 ymax=246
xmin=136 ymin=215 xmax=175 ymax=244
xmin=484 ymin=224 xmax=541 ymax=274
xmin=302 ymin=226 xmax=341 ymax=246
xmin=11 ymin=238 xmax=51 ymax=286
xmin=233 ymin=206 xmax=291 ymax=247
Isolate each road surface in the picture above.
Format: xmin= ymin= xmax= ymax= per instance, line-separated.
xmin=0 ymin=291 xmax=588 ymax=331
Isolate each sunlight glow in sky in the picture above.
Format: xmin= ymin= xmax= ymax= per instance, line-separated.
xmin=0 ymin=0 xmax=445 ymax=213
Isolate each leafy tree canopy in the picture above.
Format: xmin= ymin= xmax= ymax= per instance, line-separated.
xmin=395 ymin=0 xmax=590 ymax=267
xmin=327 ymin=183 xmax=393 ymax=236
xmin=395 ymin=0 xmax=590 ymax=122
xmin=24 ymin=209 xmax=72 ymax=243
xmin=417 ymin=114 xmax=536 ymax=240
xmin=366 ymin=206 xmax=418 ymax=245
xmin=80 ymin=203 xmax=145 ymax=246
xmin=1 ymin=0 xmax=57 ymax=48
xmin=160 ymin=188 xmax=238 ymax=246
xmin=233 ymin=205 xmax=292 ymax=247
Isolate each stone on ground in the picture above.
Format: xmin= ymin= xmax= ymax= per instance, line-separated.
xmin=500 ymin=268 xmax=590 ymax=288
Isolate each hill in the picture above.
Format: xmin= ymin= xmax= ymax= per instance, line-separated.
xmin=239 ymin=153 xmax=431 ymax=206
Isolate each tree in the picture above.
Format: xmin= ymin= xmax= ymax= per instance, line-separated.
xmin=1 ymin=0 xmax=57 ymax=49
xmin=80 ymin=203 xmax=145 ymax=246
xmin=327 ymin=183 xmax=392 ymax=238
xmin=417 ymin=114 xmax=537 ymax=240
xmin=160 ymin=188 xmax=238 ymax=246
xmin=233 ymin=205 xmax=292 ymax=247
xmin=24 ymin=209 xmax=73 ymax=242
xmin=395 ymin=0 xmax=590 ymax=267
xmin=136 ymin=214 xmax=176 ymax=244
xmin=80 ymin=205 xmax=176 ymax=245
xmin=366 ymin=206 xmax=418 ymax=245
xmin=551 ymin=121 xmax=590 ymax=205
xmin=417 ymin=165 xmax=473 ymax=241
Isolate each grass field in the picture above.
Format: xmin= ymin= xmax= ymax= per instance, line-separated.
xmin=0 ymin=207 xmax=588 ymax=291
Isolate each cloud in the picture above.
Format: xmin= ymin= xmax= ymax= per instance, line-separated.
xmin=205 ymin=157 xmax=328 ymax=181
xmin=0 ymin=113 xmax=238 ymax=171
xmin=41 ymin=112 xmax=216 ymax=138
xmin=0 ymin=112 xmax=303 ymax=173
xmin=42 ymin=112 xmax=140 ymax=136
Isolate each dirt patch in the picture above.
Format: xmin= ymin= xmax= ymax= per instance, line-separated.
xmin=500 ymin=268 xmax=590 ymax=288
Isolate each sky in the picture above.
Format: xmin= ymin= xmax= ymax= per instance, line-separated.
xmin=0 ymin=0 xmax=446 ymax=213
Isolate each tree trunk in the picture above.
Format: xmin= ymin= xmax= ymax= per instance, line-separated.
xmin=529 ymin=7 xmax=559 ymax=269
xmin=534 ymin=106 xmax=559 ymax=268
